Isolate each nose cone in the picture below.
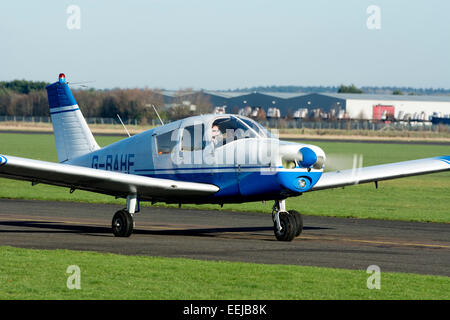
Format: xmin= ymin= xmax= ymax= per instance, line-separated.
xmin=299 ymin=147 xmax=317 ymax=168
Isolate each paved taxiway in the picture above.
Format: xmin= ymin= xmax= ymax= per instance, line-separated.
xmin=0 ymin=199 xmax=448 ymax=276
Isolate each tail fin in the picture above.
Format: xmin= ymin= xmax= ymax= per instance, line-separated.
xmin=45 ymin=73 xmax=100 ymax=163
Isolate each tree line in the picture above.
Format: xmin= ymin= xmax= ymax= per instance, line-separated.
xmin=229 ymin=84 xmax=450 ymax=95
xmin=0 ymin=80 xmax=213 ymax=122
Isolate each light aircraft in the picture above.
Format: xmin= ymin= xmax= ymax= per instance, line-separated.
xmin=0 ymin=74 xmax=449 ymax=241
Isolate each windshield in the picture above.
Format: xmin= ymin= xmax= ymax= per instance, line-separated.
xmin=234 ymin=116 xmax=276 ymax=138
xmin=210 ymin=115 xmax=277 ymax=148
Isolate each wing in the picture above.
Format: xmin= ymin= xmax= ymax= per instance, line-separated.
xmin=0 ymin=155 xmax=219 ymax=200
xmin=311 ymin=156 xmax=450 ymax=191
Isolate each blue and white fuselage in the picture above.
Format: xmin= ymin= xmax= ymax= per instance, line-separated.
xmin=69 ymin=114 xmax=326 ymax=204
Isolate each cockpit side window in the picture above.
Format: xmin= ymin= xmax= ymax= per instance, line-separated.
xmin=156 ymin=130 xmax=178 ymax=155
xmin=181 ymin=124 xmax=205 ymax=151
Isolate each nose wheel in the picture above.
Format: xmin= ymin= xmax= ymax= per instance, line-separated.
xmin=272 ymin=200 xmax=303 ymax=241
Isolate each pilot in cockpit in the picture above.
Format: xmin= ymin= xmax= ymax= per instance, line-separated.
xmin=211 ymin=125 xmax=222 ymax=146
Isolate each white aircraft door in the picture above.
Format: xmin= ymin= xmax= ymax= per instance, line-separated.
xmin=152 ymin=121 xmax=181 ymax=179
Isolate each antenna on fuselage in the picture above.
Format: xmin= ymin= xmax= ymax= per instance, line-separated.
xmin=116 ymin=114 xmax=131 ymax=137
xmin=146 ymin=104 xmax=164 ymax=126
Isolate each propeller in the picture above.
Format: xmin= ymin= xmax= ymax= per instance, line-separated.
xmin=324 ymin=153 xmax=364 ymax=172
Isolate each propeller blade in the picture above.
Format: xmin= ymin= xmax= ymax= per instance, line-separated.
xmin=325 ymin=153 xmax=364 ymax=171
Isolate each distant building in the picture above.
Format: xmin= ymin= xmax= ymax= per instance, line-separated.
xmin=238 ymin=106 xmax=253 ymax=117
xmin=162 ymin=90 xmax=450 ymax=121
xmin=321 ymin=93 xmax=450 ymax=121
xmin=214 ymin=106 xmax=226 ymax=114
xmin=293 ymin=108 xmax=308 ymax=119
xmin=267 ymin=107 xmax=280 ymax=118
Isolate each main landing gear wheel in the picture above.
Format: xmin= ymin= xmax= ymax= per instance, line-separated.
xmin=112 ymin=209 xmax=134 ymax=237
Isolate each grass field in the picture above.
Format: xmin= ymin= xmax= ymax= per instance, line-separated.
xmin=1 ymin=246 xmax=449 ymax=300
xmin=0 ymin=132 xmax=449 ymax=300
xmin=0 ymin=132 xmax=449 ymax=223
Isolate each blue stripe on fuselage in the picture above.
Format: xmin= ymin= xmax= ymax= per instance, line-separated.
xmin=139 ymin=171 xmax=240 ymax=197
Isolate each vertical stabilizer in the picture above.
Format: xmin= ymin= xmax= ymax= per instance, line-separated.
xmin=45 ymin=73 xmax=100 ymax=163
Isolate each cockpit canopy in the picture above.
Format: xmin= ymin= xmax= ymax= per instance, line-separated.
xmin=211 ymin=115 xmax=274 ymax=141
xmin=154 ymin=114 xmax=275 ymax=155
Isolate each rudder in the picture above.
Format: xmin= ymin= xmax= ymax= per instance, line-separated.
xmin=46 ymin=73 xmax=99 ymax=163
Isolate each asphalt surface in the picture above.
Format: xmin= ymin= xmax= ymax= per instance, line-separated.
xmin=0 ymin=199 xmax=449 ymax=276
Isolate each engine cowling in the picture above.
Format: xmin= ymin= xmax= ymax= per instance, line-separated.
xmin=279 ymin=144 xmax=325 ymax=169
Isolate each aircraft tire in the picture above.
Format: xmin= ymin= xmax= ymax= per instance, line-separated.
xmin=112 ymin=209 xmax=134 ymax=237
xmin=274 ymin=212 xmax=296 ymax=241
xmin=288 ymin=210 xmax=303 ymax=237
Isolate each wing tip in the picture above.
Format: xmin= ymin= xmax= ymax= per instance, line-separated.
xmin=0 ymin=155 xmax=7 ymax=167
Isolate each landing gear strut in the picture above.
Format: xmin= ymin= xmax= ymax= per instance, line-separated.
xmin=112 ymin=194 xmax=137 ymax=237
xmin=272 ymin=200 xmax=303 ymax=241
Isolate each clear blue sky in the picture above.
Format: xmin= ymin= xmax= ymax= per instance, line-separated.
xmin=1 ymin=0 xmax=449 ymax=90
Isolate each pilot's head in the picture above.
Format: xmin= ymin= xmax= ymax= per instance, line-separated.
xmin=212 ymin=125 xmax=220 ymax=139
